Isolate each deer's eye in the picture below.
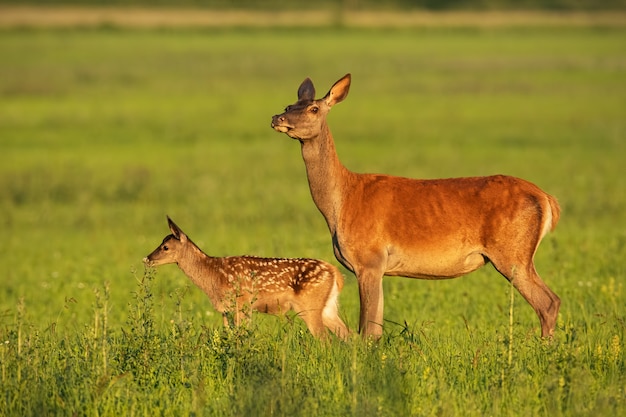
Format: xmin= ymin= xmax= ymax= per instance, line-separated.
xmin=163 ymin=245 xmax=169 ymax=251
xmin=309 ymin=106 xmax=319 ymax=113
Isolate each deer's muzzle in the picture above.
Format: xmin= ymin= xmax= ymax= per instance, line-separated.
xmin=271 ymin=115 xmax=292 ymax=133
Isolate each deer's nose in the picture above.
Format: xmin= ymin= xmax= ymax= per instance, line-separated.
xmin=271 ymin=114 xmax=285 ymax=127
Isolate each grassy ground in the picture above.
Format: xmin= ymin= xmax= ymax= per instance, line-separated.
xmin=0 ymin=20 xmax=625 ymax=416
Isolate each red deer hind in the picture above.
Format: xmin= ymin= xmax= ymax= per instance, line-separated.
xmin=271 ymin=73 xmax=561 ymax=339
xmin=144 ymin=217 xmax=349 ymax=340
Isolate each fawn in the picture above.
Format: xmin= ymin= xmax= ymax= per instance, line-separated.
xmin=144 ymin=216 xmax=349 ymax=340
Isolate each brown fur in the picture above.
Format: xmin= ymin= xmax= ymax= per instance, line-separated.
xmin=144 ymin=217 xmax=349 ymax=340
xmin=271 ymin=73 xmax=560 ymax=338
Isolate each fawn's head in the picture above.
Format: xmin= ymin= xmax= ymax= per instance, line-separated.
xmin=271 ymin=73 xmax=351 ymax=141
xmin=143 ymin=216 xmax=190 ymax=267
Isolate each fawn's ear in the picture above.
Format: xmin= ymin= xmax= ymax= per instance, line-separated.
xmin=324 ymin=73 xmax=351 ymax=108
xmin=167 ymin=216 xmax=187 ymax=242
xmin=297 ymin=78 xmax=316 ymax=102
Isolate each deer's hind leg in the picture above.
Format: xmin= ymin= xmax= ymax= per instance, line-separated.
xmin=486 ymin=201 xmax=560 ymax=337
xmin=490 ymin=253 xmax=560 ymax=338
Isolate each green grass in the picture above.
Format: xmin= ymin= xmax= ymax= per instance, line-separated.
xmin=0 ymin=25 xmax=625 ymax=416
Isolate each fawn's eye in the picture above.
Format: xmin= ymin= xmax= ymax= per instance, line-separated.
xmin=309 ymin=106 xmax=319 ymax=114
xmin=163 ymin=245 xmax=169 ymax=251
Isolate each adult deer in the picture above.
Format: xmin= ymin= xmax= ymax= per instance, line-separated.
xmin=271 ymin=74 xmax=561 ymax=339
xmin=144 ymin=216 xmax=349 ymax=340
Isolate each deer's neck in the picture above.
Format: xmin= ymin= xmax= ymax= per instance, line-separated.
xmin=300 ymin=124 xmax=351 ymax=232
xmin=176 ymin=245 xmax=225 ymax=308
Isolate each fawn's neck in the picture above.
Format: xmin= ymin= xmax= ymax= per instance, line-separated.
xmin=176 ymin=245 xmax=225 ymax=307
xmin=300 ymin=123 xmax=352 ymax=232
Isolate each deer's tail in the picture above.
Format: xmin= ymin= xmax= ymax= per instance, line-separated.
xmin=547 ymin=194 xmax=561 ymax=232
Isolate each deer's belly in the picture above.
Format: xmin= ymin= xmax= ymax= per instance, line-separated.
xmin=385 ymin=247 xmax=487 ymax=279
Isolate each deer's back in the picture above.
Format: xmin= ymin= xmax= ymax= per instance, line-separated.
xmin=343 ymin=174 xmax=551 ymax=227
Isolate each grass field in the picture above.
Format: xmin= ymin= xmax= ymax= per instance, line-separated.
xmin=1 ymin=15 xmax=625 ymax=416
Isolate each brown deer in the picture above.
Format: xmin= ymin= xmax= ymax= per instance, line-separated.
xmin=143 ymin=216 xmax=350 ymax=340
xmin=271 ymin=73 xmax=561 ymax=339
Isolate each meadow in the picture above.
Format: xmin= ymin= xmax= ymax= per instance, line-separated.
xmin=1 ymin=17 xmax=625 ymax=416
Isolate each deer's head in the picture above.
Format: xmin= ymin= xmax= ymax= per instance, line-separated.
xmin=271 ymin=74 xmax=351 ymax=141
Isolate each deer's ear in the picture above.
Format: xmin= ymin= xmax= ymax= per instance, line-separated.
xmin=167 ymin=216 xmax=186 ymax=241
xmin=324 ymin=73 xmax=351 ymax=107
xmin=297 ymin=78 xmax=316 ymax=102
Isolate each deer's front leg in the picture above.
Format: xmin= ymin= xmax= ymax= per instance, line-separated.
xmin=357 ymin=269 xmax=385 ymax=339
